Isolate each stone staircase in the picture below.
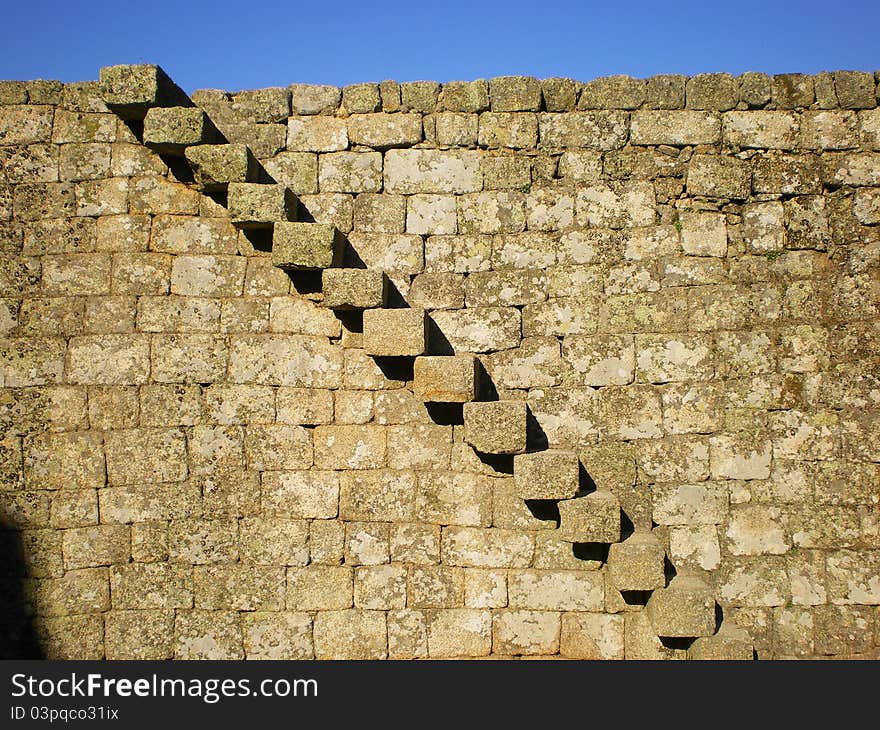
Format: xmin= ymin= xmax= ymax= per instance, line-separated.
xmin=97 ymin=63 xmax=753 ymax=660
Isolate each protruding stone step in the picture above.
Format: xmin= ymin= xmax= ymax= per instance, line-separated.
xmin=185 ymin=144 xmax=258 ymax=192
xmin=229 ymin=183 xmax=298 ymax=229
xmin=363 ymin=308 xmax=426 ymax=357
xmin=607 ymin=531 xmax=666 ymax=591
xmin=323 ymin=269 xmax=387 ymax=310
xmin=688 ymin=623 xmax=755 ymax=660
xmin=99 ymin=64 xmax=192 ymax=120
xmin=645 ymin=574 xmax=716 ymax=638
xmin=143 ymin=107 xmax=222 ymax=155
xmin=413 ymin=355 xmax=477 ymax=403
xmin=463 ymin=400 xmax=527 ymax=455
xmin=514 ymin=449 xmax=579 ymax=500
xmin=272 ymin=222 xmax=342 ymax=270
xmin=557 ymin=491 xmax=621 ymax=543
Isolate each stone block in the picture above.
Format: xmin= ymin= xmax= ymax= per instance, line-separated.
xmin=679 ymin=210 xmax=727 ymax=257
xmin=833 ymin=71 xmax=876 ymax=109
xmin=313 ymin=609 xmax=386 ymax=660
xmin=710 ymin=434 xmax=772 ymax=480
xmin=174 ymin=610 xmax=242 ymax=659
xmin=66 ymin=334 xmax=149 ymax=385
xmin=575 ymin=181 xmax=654 ymax=229
xmin=507 ymin=570 xmax=604 ymax=611
xmin=646 ymin=74 xmax=686 ymax=109
xmin=99 ymin=64 xmax=190 ymax=120
xmin=286 ymin=115 xmax=348 ymax=152
xmin=688 ymin=624 xmax=755 ymax=660
xmin=362 ymin=308 xmax=426 ymax=357
xmin=227 ymin=183 xmax=297 ymax=228
xmin=413 ymin=355 xmax=477 ymax=402
xmin=489 ymin=76 xmax=542 ymax=111
xmin=342 ymin=83 xmax=380 ymax=114
xmin=384 ymin=149 xmax=481 ymax=194
xmin=541 ymin=77 xmax=580 ymax=111
xmin=401 ymin=81 xmax=439 ymax=112
xmin=440 ymin=80 xmax=489 ymax=113
xmin=426 ymin=608 xmax=491 ymax=657
xmin=353 ymin=193 xmax=406 ymax=233
xmin=562 ymin=334 xmax=634 ymax=386
xmin=557 ymin=491 xmax=621 ymax=543
xmin=322 ymin=269 xmax=387 ymax=309
xmin=243 ymin=612 xmax=313 ymax=660
xmin=742 ymin=201 xmax=785 ymax=252
xmin=407 ymin=565 xmax=463 ymax=608
xmin=493 ymin=610 xmax=559 ymax=655
xmin=348 ymin=113 xmax=422 ymax=148
xmin=262 ymin=152 xmax=317 ymax=194
xmin=463 ymin=400 xmax=527 ymax=455
xmin=194 ymin=564 xmax=284 ymax=610
xmin=560 ymin=613 xmax=624 ymax=659
xmin=687 ymin=153 xmax=750 ymax=199
xmin=630 ymin=110 xmax=720 ymax=145
xmin=607 ymin=532 xmax=666 ymax=591
xmin=103 ymin=428 xmax=187 ymax=485
xmin=143 ymin=107 xmax=221 ymax=155
xmin=723 ymin=111 xmax=798 ymax=149
xmin=646 ymin=574 xmax=716 ymax=638
xmin=635 ymin=333 xmax=714 ymax=384
xmin=430 ymin=307 xmax=521 ymax=352
xmin=441 ymin=527 xmax=533 ymax=568
xmin=184 ymin=144 xmax=258 ymax=191
xmin=772 ymin=74 xmax=814 ymax=108
xmin=433 ymin=111 xmax=478 ymax=146
xmin=738 ymin=72 xmax=772 ymax=108
xmin=271 ymin=222 xmax=342 ymax=270
xmin=464 ymin=568 xmax=507 ymax=608
xmin=318 ymin=151 xmax=382 ymax=193
xmin=406 ymin=194 xmax=458 ymax=235
xmin=105 ymin=610 xmax=174 ymax=659
xmin=799 ymin=111 xmax=859 ymax=150
xmin=538 ymin=111 xmax=629 ymax=150
xmin=478 ymin=112 xmax=538 ymax=148
xmin=686 ymin=73 xmax=738 ymax=110
xmin=62 ymin=524 xmax=129 ymax=569
xmin=289 ymin=84 xmax=340 ymax=115
xmin=513 ymin=449 xmax=579 ymax=500
xmin=354 ymin=565 xmax=406 ymax=609
xmin=287 ymin=566 xmax=352 ymax=611
xmin=579 ymin=75 xmax=645 ymax=110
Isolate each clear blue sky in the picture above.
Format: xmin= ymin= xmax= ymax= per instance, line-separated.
xmin=1 ymin=0 xmax=878 ymax=93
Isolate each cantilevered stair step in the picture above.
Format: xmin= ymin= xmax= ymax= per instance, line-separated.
xmin=413 ymin=355 xmax=478 ymax=403
xmin=143 ymin=106 xmax=223 ymax=155
xmin=99 ymin=64 xmax=192 ymax=120
xmin=645 ymin=574 xmax=716 ymax=639
xmin=363 ymin=308 xmax=426 ymax=357
xmin=513 ymin=449 xmax=579 ymax=500
xmin=607 ymin=531 xmax=666 ymax=591
xmin=272 ymin=222 xmax=342 ymax=269
xmin=323 ymin=269 xmax=388 ymax=310
xmin=185 ymin=144 xmax=259 ymax=192
xmin=463 ymin=400 xmax=527 ymax=455
xmin=557 ymin=490 xmax=621 ymax=544
xmin=229 ymin=183 xmax=298 ymax=229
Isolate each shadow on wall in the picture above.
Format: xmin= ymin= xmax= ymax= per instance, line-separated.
xmin=0 ymin=520 xmax=43 ymax=658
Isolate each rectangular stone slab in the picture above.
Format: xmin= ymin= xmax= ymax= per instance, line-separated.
xmin=463 ymin=400 xmax=527 ymax=454
xmin=557 ymin=491 xmax=621 ymax=544
xmin=322 ymin=269 xmax=387 ymax=309
xmin=413 ymin=355 xmax=477 ymax=402
xmin=514 ymin=449 xmax=579 ymax=500
xmin=363 ymin=308 xmax=426 ymax=357
xmin=272 ymin=222 xmax=342 ymax=269
xmin=229 ymin=183 xmax=299 ymax=228
xmin=185 ymin=144 xmax=258 ymax=191
xmin=143 ymin=107 xmax=222 ymax=155
xmin=99 ymin=64 xmax=192 ymax=120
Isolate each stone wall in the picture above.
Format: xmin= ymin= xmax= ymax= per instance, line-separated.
xmin=0 ymin=68 xmax=878 ymax=660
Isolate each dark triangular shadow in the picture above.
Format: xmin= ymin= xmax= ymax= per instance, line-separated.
xmin=0 ymin=521 xmax=43 ymax=659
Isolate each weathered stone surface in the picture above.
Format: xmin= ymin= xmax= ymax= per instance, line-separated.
xmin=646 ymin=574 xmax=716 ymax=637
xmin=272 ymin=222 xmax=341 ymax=270
xmin=539 ymin=111 xmax=629 ymax=150
xmin=318 ymin=151 xmax=382 ymax=193
xmin=99 ymin=64 xmax=190 ymax=120
xmin=227 ymin=183 xmax=297 ymax=227
xmin=688 ymin=623 xmax=755 ymax=660
xmin=687 ymin=153 xmax=750 ymax=199
xmin=441 ymin=527 xmax=533 ymax=568
xmin=607 ymin=532 xmax=666 ymax=591
xmin=385 ymin=149 xmax=481 ymax=194
xmin=560 ymin=613 xmax=624 ymax=660
xmin=493 ymin=610 xmax=559 ymax=655
xmin=463 ymin=400 xmax=527 ymax=455
xmin=348 ymin=113 xmax=422 ymax=148
xmin=228 ymin=334 xmax=342 ymax=386
xmin=322 ymin=269 xmax=387 ymax=309
xmin=143 ymin=107 xmax=221 ymax=155
xmin=286 ymin=115 xmax=348 ymax=152
xmin=557 ymin=491 xmax=621 ymax=543
xmin=679 ymin=210 xmax=727 ymax=257
xmin=686 ymin=73 xmax=738 ymax=111
xmin=630 ymin=111 xmax=720 ymax=145
xmin=185 ymin=144 xmax=257 ymax=191
xmin=723 ymin=111 xmax=798 ymax=149
xmin=413 ymin=355 xmax=477 ymax=402
xmin=431 ymin=307 xmax=520 ymax=352
xmin=439 ymin=81 xmax=489 ymax=113
xmin=362 ymin=308 xmax=426 ymax=357
xmin=174 ymin=610 xmax=243 ymax=659
xmin=513 ymin=449 xmax=579 ymax=500
xmin=289 ymin=84 xmax=340 ymax=115
xmin=579 ymin=75 xmax=645 ymax=110
xmin=508 ymin=570 xmax=603 ymax=611
xmin=313 ymin=609 xmax=386 ymax=659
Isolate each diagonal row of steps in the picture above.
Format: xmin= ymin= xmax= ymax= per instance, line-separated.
xmin=97 ymin=63 xmax=753 ymax=658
